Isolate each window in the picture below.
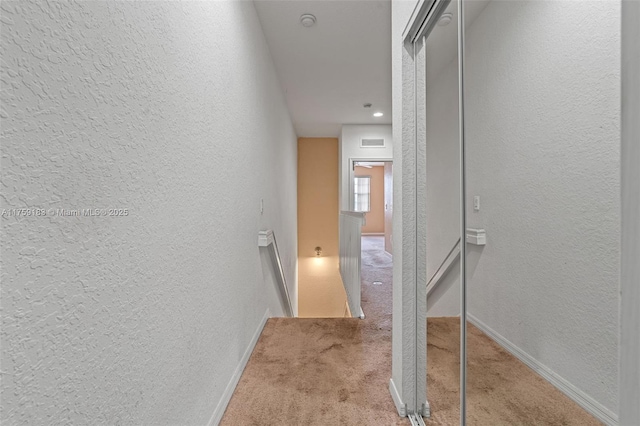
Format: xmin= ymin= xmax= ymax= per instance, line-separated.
xmin=353 ymin=176 xmax=371 ymax=212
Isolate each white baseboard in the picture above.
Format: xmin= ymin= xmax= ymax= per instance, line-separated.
xmin=207 ymin=309 xmax=271 ymax=426
xmin=389 ymin=378 xmax=407 ymax=417
xmin=467 ymin=314 xmax=618 ymax=426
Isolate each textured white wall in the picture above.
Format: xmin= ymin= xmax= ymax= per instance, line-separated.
xmin=339 ymin=124 xmax=393 ymax=211
xmin=0 ymin=2 xmax=297 ymax=424
xmin=464 ymin=0 xmax=620 ymax=417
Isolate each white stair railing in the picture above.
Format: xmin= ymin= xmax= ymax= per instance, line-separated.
xmin=258 ymin=230 xmax=293 ymax=317
xmin=426 ymin=229 xmax=486 ymax=297
xmin=427 ymin=238 xmax=460 ymax=297
xmin=339 ymin=211 xmax=366 ymax=319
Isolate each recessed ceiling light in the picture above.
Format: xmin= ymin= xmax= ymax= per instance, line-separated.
xmin=300 ymin=14 xmax=316 ymax=28
xmin=438 ymin=12 xmax=453 ymax=26
xmin=373 ymin=112 xmax=384 ymax=117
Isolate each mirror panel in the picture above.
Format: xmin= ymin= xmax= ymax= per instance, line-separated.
xmin=424 ymin=1 xmax=462 ymax=423
xmin=463 ymin=1 xmax=620 ymax=424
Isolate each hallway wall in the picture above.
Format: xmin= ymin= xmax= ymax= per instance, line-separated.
xmin=298 ymin=138 xmax=348 ymax=317
xmin=0 ymin=2 xmax=297 ymax=424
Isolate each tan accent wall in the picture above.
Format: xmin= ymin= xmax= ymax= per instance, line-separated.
xmin=297 ymin=138 xmax=348 ymax=317
xmin=355 ymin=166 xmax=385 ymax=234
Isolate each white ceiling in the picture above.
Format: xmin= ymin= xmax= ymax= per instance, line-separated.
xmin=254 ymin=0 xmax=392 ymax=137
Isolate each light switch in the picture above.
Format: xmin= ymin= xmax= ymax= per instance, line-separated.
xmin=473 ymin=196 xmax=480 ymax=211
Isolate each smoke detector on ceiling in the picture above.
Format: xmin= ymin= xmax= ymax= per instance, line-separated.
xmin=300 ymin=14 xmax=317 ymax=28
xmin=438 ymin=12 xmax=453 ymax=26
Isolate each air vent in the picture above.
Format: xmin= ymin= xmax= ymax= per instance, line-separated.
xmin=360 ymin=138 xmax=385 ymax=148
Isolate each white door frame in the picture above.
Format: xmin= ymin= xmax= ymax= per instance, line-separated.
xmin=620 ymin=1 xmax=640 ymax=424
xmin=349 ymin=158 xmax=393 ymax=212
xmin=389 ymin=1 xmax=442 ymax=421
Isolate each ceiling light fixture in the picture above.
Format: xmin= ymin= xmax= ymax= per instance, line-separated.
xmin=438 ymin=12 xmax=453 ymax=26
xmin=300 ymin=14 xmax=317 ymax=28
xmin=373 ymin=112 xmax=384 ymax=117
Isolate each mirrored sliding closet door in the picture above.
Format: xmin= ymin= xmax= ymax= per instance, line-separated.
xmin=409 ymin=0 xmax=621 ymax=424
xmin=463 ymin=1 xmax=620 ymax=425
xmin=422 ymin=0 xmax=463 ymax=424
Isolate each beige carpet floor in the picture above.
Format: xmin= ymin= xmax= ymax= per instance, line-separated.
xmin=221 ymin=237 xmax=600 ymax=425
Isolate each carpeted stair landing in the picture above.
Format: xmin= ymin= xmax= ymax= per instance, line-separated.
xmin=221 ymin=317 xmax=406 ymax=425
xmin=221 ymin=237 xmax=600 ymax=425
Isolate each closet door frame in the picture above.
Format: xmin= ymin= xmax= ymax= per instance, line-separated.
xmin=389 ymin=15 xmax=428 ymax=424
xmin=397 ymin=0 xmax=467 ymax=424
